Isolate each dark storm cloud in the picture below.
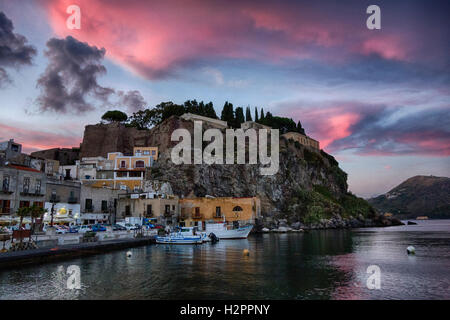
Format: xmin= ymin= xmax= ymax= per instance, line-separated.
xmin=116 ymin=90 xmax=147 ymax=113
xmin=0 ymin=11 xmax=36 ymax=86
xmin=36 ymin=36 xmax=115 ymax=114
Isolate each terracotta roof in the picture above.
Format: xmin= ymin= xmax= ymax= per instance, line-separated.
xmin=7 ymin=164 xmax=42 ymax=173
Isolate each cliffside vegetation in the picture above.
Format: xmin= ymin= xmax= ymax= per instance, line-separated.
xmin=103 ymin=99 xmax=306 ymax=135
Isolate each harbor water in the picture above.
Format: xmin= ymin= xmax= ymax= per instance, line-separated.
xmin=0 ymin=220 xmax=449 ymax=299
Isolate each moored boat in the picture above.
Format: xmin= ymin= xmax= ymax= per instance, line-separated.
xmin=204 ymin=222 xmax=253 ymax=239
xmin=156 ymin=227 xmax=204 ymax=244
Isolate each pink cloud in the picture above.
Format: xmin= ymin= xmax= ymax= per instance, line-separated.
xmin=38 ymin=0 xmax=418 ymax=79
xmin=0 ymin=123 xmax=81 ymax=153
xmin=287 ymin=105 xmax=360 ymax=150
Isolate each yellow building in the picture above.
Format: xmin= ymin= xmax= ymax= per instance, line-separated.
xmin=81 ymin=147 xmax=158 ymax=191
xmin=179 ymin=196 xmax=261 ymax=228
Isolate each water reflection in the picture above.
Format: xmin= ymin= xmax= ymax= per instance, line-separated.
xmin=1 ymin=220 xmax=449 ymax=300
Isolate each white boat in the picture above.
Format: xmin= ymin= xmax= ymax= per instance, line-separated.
xmin=204 ymin=222 xmax=253 ymax=239
xmin=156 ymin=227 xmax=204 ymax=244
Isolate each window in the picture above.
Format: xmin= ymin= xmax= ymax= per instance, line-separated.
xmin=120 ymin=160 xmax=126 ymax=168
xmin=0 ymin=200 xmax=10 ymax=214
xmin=125 ymin=205 xmax=131 ymax=216
xmin=152 ymin=150 xmax=156 ymax=155
xmin=116 ymin=171 xmax=127 ymax=177
xmin=2 ymin=176 xmax=9 ymax=191
xmin=194 ymin=207 xmax=200 ymax=217
xmin=146 ymin=204 xmax=152 ymax=216
xmin=143 ymin=150 xmax=149 ymax=155
xmin=232 ymin=206 xmax=243 ymax=212
xmin=35 ymin=179 xmax=41 ymax=194
xmin=23 ymin=177 xmax=30 ymax=193
xmin=20 ymin=201 xmax=30 ymax=208
xmin=165 ymin=205 xmax=170 ymax=214
xmin=135 ymin=160 xmax=145 ymax=168
xmin=101 ymin=200 xmax=108 ymax=212
xmin=129 ymin=171 xmax=142 ymax=178
xmin=215 ymin=206 xmax=221 ymax=218
xmin=172 ymin=205 xmax=175 ymax=210
xmin=34 ymin=202 xmax=44 ymax=208
xmin=85 ymin=199 xmax=93 ymax=210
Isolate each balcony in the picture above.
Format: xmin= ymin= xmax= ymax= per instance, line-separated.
xmin=0 ymin=187 xmax=13 ymax=195
xmin=49 ymin=195 xmax=60 ymax=203
xmin=192 ymin=213 xmax=203 ymax=220
xmin=20 ymin=191 xmax=44 ymax=197
xmin=0 ymin=208 xmax=11 ymax=215
xmin=164 ymin=211 xmax=176 ymax=218
xmin=68 ymin=196 xmax=78 ymax=204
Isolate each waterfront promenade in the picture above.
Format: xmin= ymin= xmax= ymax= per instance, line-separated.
xmin=0 ymin=230 xmax=157 ymax=269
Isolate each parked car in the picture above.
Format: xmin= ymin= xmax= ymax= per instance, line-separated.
xmin=124 ymin=223 xmax=139 ymax=231
xmin=78 ymin=225 xmax=92 ymax=233
xmin=91 ymin=224 xmax=107 ymax=232
xmin=55 ymin=226 xmax=67 ymax=234
xmin=112 ymin=224 xmax=126 ymax=231
xmin=68 ymin=226 xmax=79 ymax=233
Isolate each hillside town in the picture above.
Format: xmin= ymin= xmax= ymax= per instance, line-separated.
xmin=0 ymin=113 xmax=322 ymax=251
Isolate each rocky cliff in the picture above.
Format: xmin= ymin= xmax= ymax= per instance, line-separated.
xmin=80 ymin=117 xmax=392 ymax=229
xmin=369 ymin=175 xmax=450 ymax=219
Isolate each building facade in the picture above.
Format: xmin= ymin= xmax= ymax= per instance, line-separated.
xmin=117 ymin=192 xmax=179 ymax=225
xmin=44 ymin=177 xmax=81 ymax=222
xmin=0 ymin=164 xmax=47 ymax=216
xmin=0 ymin=139 xmax=22 ymax=161
xmin=179 ymin=196 xmax=261 ymax=228
xmin=281 ymin=132 xmax=320 ymax=149
xmin=79 ymin=147 xmax=157 ymax=192
xmin=181 ymin=113 xmax=228 ymax=129
xmin=80 ymin=185 xmax=125 ymax=224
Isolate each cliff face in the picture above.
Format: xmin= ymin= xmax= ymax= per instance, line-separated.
xmin=369 ymin=175 xmax=450 ymax=219
xmin=80 ymin=117 xmax=378 ymax=228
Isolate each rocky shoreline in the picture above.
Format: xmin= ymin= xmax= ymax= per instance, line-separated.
xmin=256 ymin=213 xmax=404 ymax=233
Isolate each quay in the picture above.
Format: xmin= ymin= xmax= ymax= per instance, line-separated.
xmin=0 ymin=235 xmax=156 ymax=270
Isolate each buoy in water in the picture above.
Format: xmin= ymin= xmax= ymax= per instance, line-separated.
xmin=126 ymin=251 xmax=132 ymax=257
xmin=407 ymin=246 xmax=415 ymax=255
xmin=243 ymin=249 xmax=250 ymax=256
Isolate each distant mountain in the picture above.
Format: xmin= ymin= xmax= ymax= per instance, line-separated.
xmin=369 ymin=176 xmax=450 ymax=219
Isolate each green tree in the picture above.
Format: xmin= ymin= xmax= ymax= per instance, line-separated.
xmin=245 ymin=106 xmax=252 ymax=122
xmin=30 ymin=204 xmax=46 ymax=234
xmin=254 ymin=107 xmax=259 ymax=122
xmin=260 ymin=108 xmax=265 ymax=121
xmin=297 ymin=120 xmax=306 ymax=135
xmin=101 ymin=110 xmax=128 ymax=123
xmin=235 ymin=107 xmax=245 ymax=127
xmin=221 ymin=101 xmax=235 ymax=127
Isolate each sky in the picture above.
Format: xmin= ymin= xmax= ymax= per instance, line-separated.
xmin=0 ymin=0 xmax=448 ymax=198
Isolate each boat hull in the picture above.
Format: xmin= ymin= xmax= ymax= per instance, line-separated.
xmin=206 ymin=224 xmax=253 ymax=239
xmin=156 ymin=235 xmax=203 ymax=244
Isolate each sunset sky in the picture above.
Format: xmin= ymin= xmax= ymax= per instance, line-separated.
xmin=0 ymin=0 xmax=448 ymax=197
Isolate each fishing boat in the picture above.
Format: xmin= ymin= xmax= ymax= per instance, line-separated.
xmin=155 ymin=227 xmax=204 ymax=244
xmin=204 ymin=222 xmax=253 ymax=239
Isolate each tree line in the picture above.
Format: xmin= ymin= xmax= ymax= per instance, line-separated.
xmin=101 ymin=99 xmax=306 ymax=135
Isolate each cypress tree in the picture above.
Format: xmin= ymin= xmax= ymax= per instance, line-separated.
xmin=221 ymin=101 xmax=235 ymax=127
xmin=245 ymin=106 xmax=252 ymax=122
xmin=255 ymin=107 xmax=259 ymax=122
xmin=235 ymin=107 xmax=245 ymax=127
